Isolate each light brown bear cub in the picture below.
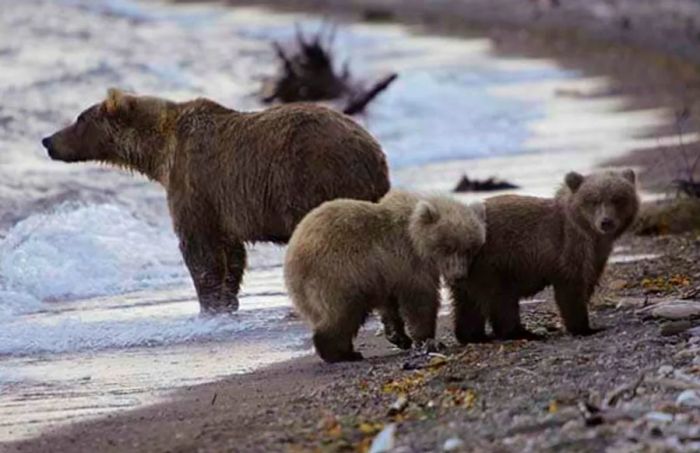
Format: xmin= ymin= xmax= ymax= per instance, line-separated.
xmin=451 ymin=170 xmax=639 ymax=343
xmin=42 ymin=89 xmax=389 ymax=314
xmin=285 ymin=190 xmax=486 ymax=363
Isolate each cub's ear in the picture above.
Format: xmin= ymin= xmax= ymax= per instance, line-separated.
xmin=565 ymin=171 xmax=584 ymax=193
xmin=415 ymin=200 xmax=440 ymax=225
xmin=621 ymin=169 xmax=636 ymax=184
xmin=470 ymin=201 xmax=486 ymax=223
xmin=103 ymin=88 xmax=133 ymax=115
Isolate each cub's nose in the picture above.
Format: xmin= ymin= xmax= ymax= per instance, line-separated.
xmin=600 ymin=218 xmax=616 ymax=232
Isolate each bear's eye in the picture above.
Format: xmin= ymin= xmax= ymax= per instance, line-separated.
xmin=611 ymin=196 xmax=625 ymax=206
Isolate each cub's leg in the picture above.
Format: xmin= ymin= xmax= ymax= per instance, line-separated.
xmin=488 ymin=291 xmax=542 ymax=340
xmin=310 ymin=290 xmax=369 ymax=363
xmin=377 ymin=295 xmax=412 ymax=350
xmin=176 ymin=217 xmax=245 ymax=314
xmin=397 ymin=284 xmax=440 ymax=347
xmin=553 ymin=281 xmax=598 ymax=335
xmin=450 ymin=278 xmax=488 ymax=344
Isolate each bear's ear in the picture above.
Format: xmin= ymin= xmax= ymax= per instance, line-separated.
xmin=103 ymin=88 xmax=133 ymax=115
xmin=415 ymin=201 xmax=440 ymax=225
xmin=565 ymin=171 xmax=584 ymax=193
xmin=621 ymin=169 xmax=636 ymax=184
xmin=470 ymin=202 xmax=486 ymax=223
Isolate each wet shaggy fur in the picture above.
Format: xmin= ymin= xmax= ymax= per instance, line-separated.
xmin=42 ymin=89 xmax=390 ymax=313
xmin=451 ymin=170 xmax=640 ymax=343
xmin=284 ymin=190 xmax=486 ymax=363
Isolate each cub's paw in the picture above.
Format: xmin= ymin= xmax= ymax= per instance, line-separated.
xmin=571 ymin=326 xmax=605 ymax=337
xmin=498 ymin=326 xmax=545 ymax=341
xmin=386 ymin=332 xmax=413 ymax=350
xmin=415 ymin=338 xmax=446 ymax=354
xmin=455 ymin=331 xmax=490 ymax=345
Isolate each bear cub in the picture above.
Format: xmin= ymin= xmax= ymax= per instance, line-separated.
xmin=284 ymin=190 xmax=486 ymax=363
xmin=451 ymin=170 xmax=639 ymax=343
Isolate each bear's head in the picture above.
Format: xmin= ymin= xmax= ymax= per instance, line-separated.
xmin=563 ymin=169 xmax=639 ymax=238
xmin=41 ymin=89 xmax=178 ymax=182
xmin=409 ymin=197 xmax=486 ymax=282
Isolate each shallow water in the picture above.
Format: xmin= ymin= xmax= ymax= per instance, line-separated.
xmin=0 ymin=0 xmax=684 ymax=442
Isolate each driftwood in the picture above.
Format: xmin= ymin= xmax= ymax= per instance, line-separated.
xmin=453 ymin=175 xmax=519 ymax=193
xmin=262 ymin=25 xmax=397 ymax=115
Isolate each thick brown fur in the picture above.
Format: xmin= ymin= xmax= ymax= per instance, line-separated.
xmin=42 ymin=89 xmax=390 ymax=313
xmin=284 ymin=190 xmax=486 ymax=363
xmin=451 ymin=170 xmax=639 ymax=343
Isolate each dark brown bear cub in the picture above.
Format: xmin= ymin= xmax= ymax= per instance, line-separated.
xmin=451 ymin=170 xmax=639 ymax=342
xmin=42 ymin=89 xmax=390 ymax=314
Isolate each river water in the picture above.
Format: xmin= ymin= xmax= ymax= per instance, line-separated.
xmin=0 ymin=0 xmax=682 ymax=442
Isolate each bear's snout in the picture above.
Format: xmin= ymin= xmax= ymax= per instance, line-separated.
xmin=41 ymin=137 xmax=55 ymax=158
xmin=599 ymin=217 xmax=616 ymax=233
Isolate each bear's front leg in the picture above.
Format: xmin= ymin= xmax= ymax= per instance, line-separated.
xmin=398 ymin=286 xmax=440 ymax=346
xmin=553 ymin=281 xmax=598 ymax=336
xmin=488 ymin=292 xmax=542 ymax=341
xmin=449 ymin=278 xmax=488 ymax=344
xmin=179 ymin=235 xmax=246 ymax=315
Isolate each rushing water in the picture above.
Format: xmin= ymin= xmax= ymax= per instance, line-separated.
xmin=0 ymin=0 xmax=681 ymax=442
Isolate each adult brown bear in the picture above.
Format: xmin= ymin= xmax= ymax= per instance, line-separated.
xmin=42 ymin=89 xmax=390 ymax=314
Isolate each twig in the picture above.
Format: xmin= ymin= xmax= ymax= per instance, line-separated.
xmin=514 ymin=366 xmax=541 ymax=378
xmin=604 ymin=373 xmax=646 ymax=408
xmin=645 ymin=377 xmax=700 ymax=391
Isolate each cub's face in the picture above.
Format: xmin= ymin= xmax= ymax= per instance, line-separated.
xmin=565 ymin=169 xmax=639 ymax=237
xmin=410 ymin=199 xmax=486 ymax=282
xmin=41 ymin=89 xmax=174 ymax=165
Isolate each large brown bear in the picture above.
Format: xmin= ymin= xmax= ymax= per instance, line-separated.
xmin=42 ymin=89 xmax=390 ymax=313
xmin=284 ymin=190 xmax=486 ymax=363
xmin=451 ymin=170 xmax=639 ymax=343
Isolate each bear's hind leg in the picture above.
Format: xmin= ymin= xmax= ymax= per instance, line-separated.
xmin=312 ymin=329 xmax=363 ymax=363
xmin=450 ymin=278 xmax=488 ymax=344
xmin=179 ymin=233 xmax=246 ymax=315
xmin=378 ymin=295 xmax=412 ymax=350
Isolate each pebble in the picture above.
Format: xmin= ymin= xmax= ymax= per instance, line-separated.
xmin=688 ymin=326 xmax=700 ymax=337
xmin=443 ymin=437 xmax=464 ymax=451
xmin=677 ymin=390 xmax=700 ymax=408
xmin=660 ymin=320 xmax=692 ymax=336
xmin=645 ymin=411 xmax=674 ymax=423
xmin=640 ymin=300 xmax=700 ymax=320
xmin=387 ymin=395 xmax=408 ymax=416
xmin=658 ymin=365 xmax=675 ymax=376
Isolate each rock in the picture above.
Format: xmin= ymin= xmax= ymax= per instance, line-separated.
xmin=638 ymin=300 xmax=700 ymax=320
xmin=676 ymin=390 xmax=700 ymax=408
xmin=369 ymin=423 xmax=396 ymax=453
xmin=660 ymin=320 xmax=692 ymax=336
xmin=387 ymin=395 xmax=408 ymax=416
xmin=443 ymin=437 xmax=464 ymax=451
xmin=658 ymin=365 xmax=675 ymax=377
xmin=645 ymin=411 xmax=674 ymax=423
xmin=689 ymin=326 xmax=700 ymax=337
xmin=608 ymin=279 xmax=628 ymax=290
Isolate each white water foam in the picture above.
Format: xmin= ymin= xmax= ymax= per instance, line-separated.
xmin=0 ymin=203 xmax=186 ymax=307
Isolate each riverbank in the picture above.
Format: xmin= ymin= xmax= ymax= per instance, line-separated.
xmin=8 ymin=233 xmax=700 ymax=452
